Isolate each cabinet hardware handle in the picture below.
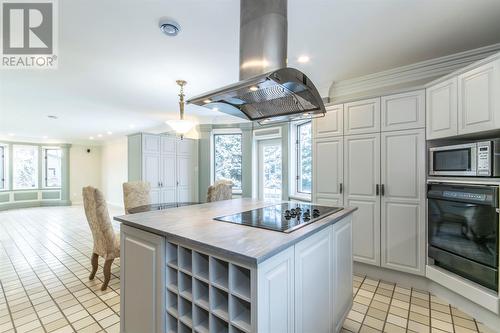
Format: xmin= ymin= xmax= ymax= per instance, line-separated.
xmin=381 ymin=184 xmax=385 ymax=196
xmin=376 ymin=184 xmax=379 ymax=196
xmin=339 ymin=183 xmax=343 ymax=194
xmin=158 ymin=181 xmax=160 ymax=187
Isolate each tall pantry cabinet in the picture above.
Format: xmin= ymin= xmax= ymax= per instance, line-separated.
xmin=128 ymin=133 xmax=198 ymax=204
xmin=312 ymin=90 xmax=426 ymax=276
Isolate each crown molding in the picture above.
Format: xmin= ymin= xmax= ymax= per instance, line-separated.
xmin=329 ymin=43 xmax=500 ymax=100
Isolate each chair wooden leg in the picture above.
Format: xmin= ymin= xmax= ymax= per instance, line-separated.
xmin=89 ymin=253 xmax=99 ymax=280
xmin=101 ymin=259 xmax=114 ymax=291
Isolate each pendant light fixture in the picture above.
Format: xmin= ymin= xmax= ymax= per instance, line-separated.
xmin=166 ymin=80 xmax=195 ymax=137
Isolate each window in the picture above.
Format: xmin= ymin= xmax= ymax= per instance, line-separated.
xmin=295 ymin=121 xmax=312 ymax=195
xmin=13 ymin=145 xmax=38 ymax=189
xmin=213 ymin=133 xmax=242 ymax=191
xmin=0 ymin=146 xmax=5 ymax=190
xmin=44 ymin=148 xmax=62 ymax=187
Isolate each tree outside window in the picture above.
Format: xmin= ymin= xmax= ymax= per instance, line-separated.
xmin=213 ymin=133 xmax=242 ymax=191
xmin=297 ymin=121 xmax=312 ymax=194
xmin=13 ymin=145 xmax=38 ymax=189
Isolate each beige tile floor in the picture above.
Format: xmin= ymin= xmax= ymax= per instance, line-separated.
xmin=0 ymin=206 xmax=495 ymax=333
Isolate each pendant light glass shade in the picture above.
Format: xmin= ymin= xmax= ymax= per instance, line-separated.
xmin=165 ymin=119 xmax=195 ymax=134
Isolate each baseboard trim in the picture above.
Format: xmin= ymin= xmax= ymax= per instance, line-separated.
xmin=0 ymin=200 xmax=71 ymax=211
xmin=354 ymin=262 xmax=500 ymax=330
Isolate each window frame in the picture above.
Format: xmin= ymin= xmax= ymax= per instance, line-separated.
xmin=289 ymin=120 xmax=312 ymax=201
xmin=211 ymin=129 xmax=243 ymax=194
xmin=43 ymin=147 xmax=62 ymax=188
xmin=12 ymin=144 xmax=39 ymax=190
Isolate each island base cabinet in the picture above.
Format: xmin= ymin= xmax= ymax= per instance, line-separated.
xmin=257 ymin=216 xmax=353 ymax=333
xmin=121 ymin=225 xmax=165 ymax=333
xmin=120 ymin=215 xmax=354 ymax=333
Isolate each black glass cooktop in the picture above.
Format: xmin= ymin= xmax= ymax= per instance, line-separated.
xmin=213 ymin=203 xmax=343 ymax=233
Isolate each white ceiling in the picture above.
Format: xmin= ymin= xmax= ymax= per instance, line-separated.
xmin=1 ymin=0 xmax=500 ymax=143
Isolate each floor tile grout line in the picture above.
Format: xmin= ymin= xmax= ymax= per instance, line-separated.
xmin=0 ymin=236 xmax=48 ymax=333
xmin=2 ymin=220 xmax=107 ymax=332
xmin=358 ymin=278 xmax=383 ymax=332
xmin=12 ymin=217 xmax=119 ymax=330
xmin=21 ymin=210 xmax=121 ymax=281
xmin=16 ymin=213 xmax=121 ymax=297
xmin=0 ymin=279 xmax=18 ymax=333
xmin=380 ymin=280 xmax=398 ymax=333
xmin=449 ymin=304 xmax=456 ymax=333
xmin=404 ymin=287 xmax=414 ymax=332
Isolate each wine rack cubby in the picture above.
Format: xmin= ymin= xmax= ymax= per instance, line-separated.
xmin=165 ymin=241 xmax=253 ymax=333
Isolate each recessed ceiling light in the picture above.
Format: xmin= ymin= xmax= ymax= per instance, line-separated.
xmin=47 ymin=115 xmax=58 ymax=119
xmin=297 ymin=55 xmax=310 ymax=63
xmin=8 ymin=133 xmax=14 ymax=136
xmin=203 ymin=99 xmax=212 ymax=104
xmin=303 ymin=112 xmax=310 ymax=116
xmin=107 ymin=131 xmax=112 ymax=135
xmin=249 ymin=86 xmax=259 ymax=92
xmin=89 ymin=136 xmax=94 ymax=140
xmin=159 ymin=19 xmax=181 ymax=37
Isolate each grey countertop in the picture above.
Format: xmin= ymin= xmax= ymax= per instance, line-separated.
xmin=115 ymin=198 xmax=357 ymax=265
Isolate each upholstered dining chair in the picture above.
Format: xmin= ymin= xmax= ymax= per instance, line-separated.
xmin=207 ymin=179 xmax=234 ymax=202
xmin=82 ymin=186 xmax=120 ymax=291
xmin=123 ymin=181 xmax=151 ymax=214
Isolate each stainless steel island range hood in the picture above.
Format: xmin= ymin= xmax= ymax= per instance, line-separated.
xmin=187 ymin=0 xmax=326 ymax=124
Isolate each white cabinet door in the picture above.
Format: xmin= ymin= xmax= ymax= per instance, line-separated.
xmin=161 ymin=136 xmax=176 ymax=155
xmin=381 ymin=129 xmax=426 ymax=275
xmin=177 ymin=138 xmax=195 ymax=156
xmin=381 ymin=90 xmax=425 ymax=131
xmin=257 ymin=247 xmax=294 ymax=333
xmin=143 ymin=134 xmax=161 ymax=154
xmin=161 ymin=154 xmax=177 ymax=203
xmin=344 ymin=98 xmax=380 ymax=135
xmin=426 ymin=77 xmax=458 ymax=139
xmin=144 ymin=153 xmax=160 ymax=190
xmin=121 ymin=225 xmax=165 ymax=333
xmin=177 ymin=155 xmax=193 ymax=202
xmin=312 ymin=136 xmax=343 ymax=206
xmin=344 ymin=134 xmax=381 ymax=266
xmin=458 ymin=59 xmax=500 ymax=135
xmin=332 ymin=216 xmax=353 ymax=332
xmin=313 ymin=104 xmax=343 ymax=138
xmin=295 ymin=226 xmax=333 ymax=333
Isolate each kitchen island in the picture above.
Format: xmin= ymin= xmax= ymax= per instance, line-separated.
xmin=115 ymin=198 xmax=356 ymax=333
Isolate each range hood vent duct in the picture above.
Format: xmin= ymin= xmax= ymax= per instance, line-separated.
xmin=187 ymin=0 xmax=325 ymax=124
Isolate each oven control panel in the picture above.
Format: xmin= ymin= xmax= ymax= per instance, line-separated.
xmin=442 ymin=191 xmax=487 ymax=201
xmin=477 ymin=142 xmax=491 ymax=176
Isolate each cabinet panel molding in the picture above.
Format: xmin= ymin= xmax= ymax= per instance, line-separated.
xmin=458 ymin=59 xmax=500 ymax=134
xmin=381 ymin=90 xmax=425 ymax=131
xmin=313 ymin=104 xmax=343 ymax=138
xmin=426 ymin=77 xmax=458 ymax=139
xmin=312 ymin=136 xmax=343 ymax=205
xmin=344 ymin=98 xmax=381 ymax=135
xmin=257 ymin=247 xmax=294 ymax=333
xmin=381 ymin=129 xmax=426 ymax=275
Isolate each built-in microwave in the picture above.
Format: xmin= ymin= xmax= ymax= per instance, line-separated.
xmin=429 ymin=139 xmax=500 ymax=177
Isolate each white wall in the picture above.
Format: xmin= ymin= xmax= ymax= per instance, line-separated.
xmin=101 ymin=137 xmax=128 ymax=208
xmin=70 ymin=145 xmax=102 ymax=204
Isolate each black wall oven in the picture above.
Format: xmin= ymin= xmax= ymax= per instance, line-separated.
xmin=428 ymin=183 xmax=499 ymax=291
